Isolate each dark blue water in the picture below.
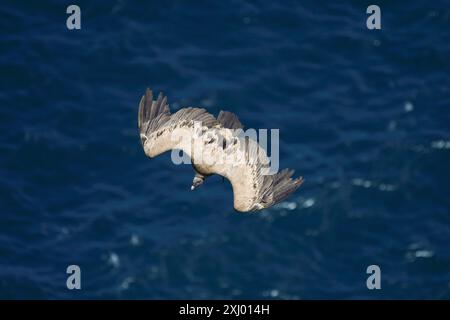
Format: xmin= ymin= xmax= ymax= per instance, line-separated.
xmin=1 ymin=0 xmax=449 ymax=299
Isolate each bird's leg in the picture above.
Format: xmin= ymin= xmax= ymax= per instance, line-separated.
xmin=191 ymin=172 xmax=205 ymax=190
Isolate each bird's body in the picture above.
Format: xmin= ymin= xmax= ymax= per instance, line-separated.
xmin=138 ymin=89 xmax=303 ymax=212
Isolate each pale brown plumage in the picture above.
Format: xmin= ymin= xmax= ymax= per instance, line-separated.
xmin=138 ymin=88 xmax=303 ymax=212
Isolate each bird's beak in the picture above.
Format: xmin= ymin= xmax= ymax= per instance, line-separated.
xmin=191 ymin=185 xmax=195 ymax=191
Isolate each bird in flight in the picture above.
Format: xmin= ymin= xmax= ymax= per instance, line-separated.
xmin=138 ymin=89 xmax=303 ymax=212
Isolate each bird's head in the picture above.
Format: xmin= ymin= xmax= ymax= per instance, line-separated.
xmin=191 ymin=175 xmax=204 ymax=190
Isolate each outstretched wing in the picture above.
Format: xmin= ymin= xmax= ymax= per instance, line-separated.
xmin=138 ymin=88 xmax=217 ymax=157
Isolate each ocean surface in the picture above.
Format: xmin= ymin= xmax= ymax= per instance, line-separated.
xmin=1 ymin=0 xmax=449 ymax=299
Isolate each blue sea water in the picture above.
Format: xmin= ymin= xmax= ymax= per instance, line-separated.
xmin=0 ymin=0 xmax=449 ymax=299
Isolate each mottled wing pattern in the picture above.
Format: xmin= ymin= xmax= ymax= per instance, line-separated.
xmin=138 ymin=88 xmax=303 ymax=212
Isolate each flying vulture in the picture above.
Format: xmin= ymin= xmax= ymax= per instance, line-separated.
xmin=138 ymin=89 xmax=303 ymax=212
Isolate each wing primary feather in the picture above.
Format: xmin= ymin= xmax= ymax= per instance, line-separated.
xmin=259 ymin=169 xmax=303 ymax=208
xmin=138 ymin=94 xmax=145 ymax=129
xmin=150 ymin=92 xmax=163 ymax=120
xmin=138 ymin=88 xmax=304 ymax=212
xmin=144 ymin=89 xmax=153 ymax=121
xmin=139 ymin=88 xmax=172 ymax=137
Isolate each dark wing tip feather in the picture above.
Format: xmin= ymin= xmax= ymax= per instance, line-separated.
xmin=138 ymin=87 xmax=221 ymax=141
xmin=138 ymin=94 xmax=145 ymax=130
xmin=217 ymin=110 xmax=244 ymax=129
xmin=144 ymin=89 xmax=154 ymax=120
xmin=138 ymin=88 xmax=171 ymax=135
xmin=260 ymin=169 xmax=303 ymax=208
xmin=272 ymin=171 xmax=303 ymax=204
